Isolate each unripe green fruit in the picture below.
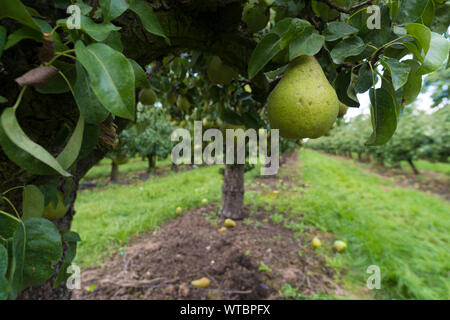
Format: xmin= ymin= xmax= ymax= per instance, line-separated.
xmin=337 ymin=102 xmax=348 ymax=118
xmin=176 ymin=207 xmax=183 ymax=215
xmin=207 ymin=56 xmax=236 ymax=85
xmin=176 ymin=95 xmax=191 ymax=112
xmin=43 ymin=191 xmax=70 ymax=221
xmin=166 ymin=91 xmax=177 ymax=104
xmin=139 ymin=88 xmax=157 ymax=105
xmin=267 ymin=55 xmax=339 ymax=139
xmin=242 ymin=1 xmax=269 ymax=33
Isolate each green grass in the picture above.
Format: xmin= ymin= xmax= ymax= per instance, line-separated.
xmin=402 ymin=160 xmax=450 ymax=175
xmin=73 ymin=149 xmax=450 ymax=299
xmin=73 ymin=165 xmax=223 ymax=265
xmin=294 ymin=150 xmax=450 ymax=300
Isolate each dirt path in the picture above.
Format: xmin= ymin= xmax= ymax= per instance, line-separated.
xmin=73 ymin=153 xmax=352 ymax=300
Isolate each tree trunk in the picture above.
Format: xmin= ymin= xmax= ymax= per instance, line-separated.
xmin=147 ymin=154 xmax=156 ymax=174
xmin=358 ymin=153 xmax=362 ymax=161
xmin=1 ymin=0 xmax=270 ymax=300
xmin=407 ymin=159 xmax=420 ymax=175
xmin=221 ymin=164 xmax=245 ymax=220
xmin=111 ymin=161 xmax=119 ymax=181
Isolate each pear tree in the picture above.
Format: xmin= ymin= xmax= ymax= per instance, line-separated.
xmin=0 ymin=0 xmax=449 ymax=300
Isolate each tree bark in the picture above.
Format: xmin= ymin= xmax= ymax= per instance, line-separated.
xmin=221 ymin=164 xmax=245 ymax=220
xmin=111 ymin=161 xmax=119 ymax=181
xmin=407 ymin=159 xmax=420 ymax=175
xmin=147 ymin=154 xmax=156 ymax=174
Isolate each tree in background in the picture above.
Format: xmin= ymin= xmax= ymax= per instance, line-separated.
xmin=122 ymin=106 xmax=174 ymax=174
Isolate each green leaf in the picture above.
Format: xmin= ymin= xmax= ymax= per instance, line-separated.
xmin=248 ymin=33 xmax=282 ymax=79
xmin=57 ymin=15 xmax=121 ymax=42
xmin=75 ymin=41 xmax=135 ymax=119
xmin=36 ymin=61 xmax=77 ymax=94
xmin=100 ymin=0 xmax=129 ymax=22
xmin=323 ymin=22 xmax=359 ymax=42
xmin=74 ymin=62 xmax=110 ymax=124
xmin=0 ymin=0 xmax=41 ymax=31
xmin=128 ymin=0 xmax=167 ymax=41
xmin=330 ymin=36 xmax=366 ymax=64
xmin=0 ymin=213 xmax=19 ymax=239
xmin=53 ymin=231 xmax=81 ymax=288
xmin=366 ymin=87 xmax=398 ymax=146
xmin=418 ymin=32 xmax=450 ymax=75
xmin=335 ymin=70 xmax=360 ymax=108
xmin=402 ymin=59 xmax=423 ymax=105
xmin=380 ymin=57 xmax=411 ymax=91
xmin=0 ymin=245 xmax=8 ymax=300
xmin=4 ymin=26 xmax=43 ymax=50
xmin=129 ymin=59 xmax=150 ymax=88
xmin=431 ymin=1 xmax=450 ymax=34
xmin=0 ymin=96 xmax=7 ymax=104
xmin=395 ymin=0 xmax=430 ymax=24
xmin=354 ymin=64 xmax=373 ymax=93
xmin=56 ymin=114 xmax=85 ymax=170
xmin=13 ymin=218 xmax=62 ymax=290
xmin=22 ymin=185 xmax=45 ymax=221
xmin=248 ymin=18 xmax=305 ymax=78
xmin=102 ymin=31 xmax=123 ymax=52
xmin=0 ymin=107 xmax=71 ymax=176
xmin=289 ymin=31 xmax=324 ymax=60
xmin=405 ymin=23 xmax=431 ymax=54
xmin=0 ymin=26 xmax=7 ymax=57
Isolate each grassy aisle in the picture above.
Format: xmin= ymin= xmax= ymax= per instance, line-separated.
xmin=73 ymin=165 xmax=223 ymax=266
xmin=298 ymin=150 xmax=450 ymax=299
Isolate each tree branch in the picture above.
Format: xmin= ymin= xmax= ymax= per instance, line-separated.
xmin=315 ymin=0 xmax=374 ymax=14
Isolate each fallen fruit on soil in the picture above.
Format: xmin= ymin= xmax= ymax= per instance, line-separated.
xmin=242 ymin=0 xmax=269 ymax=33
xmin=218 ymin=227 xmax=227 ymax=232
xmin=201 ymin=198 xmax=208 ymax=205
xmin=139 ymin=88 xmax=157 ymax=105
xmin=333 ymin=240 xmax=347 ymax=252
xmin=207 ymin=56 xmax=236 ymax=85
xmin=191 ymin=277 xmax=211 ymax=288
xmin=312 ymin=237 xmax=322 ymax=248
xmin=176 ymin=207 xmax=183 ymax=215
xmin=267 ymin=55 xmax=339 ymax=139
xmin=43 ymin=190 xmax=70 ymax=221
xmin=224 ymin=219 xmax=236 ymax=228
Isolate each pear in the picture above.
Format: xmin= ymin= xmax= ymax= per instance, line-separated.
xmin=338 ymin=102 xmax=348 ymax=118
xmin=176 ymin=95 xmax=191 ymax=112
xmin=242 ymin=1 xmax=269 ymax=33
xmin=207 ymin=56 xmax=236 ymax=85
xmin=267 ymin=55 xmax=339 ymax=139
xmin=166 ymin=90 xmax=177 ymax=104
xmin=43 ymin=191 xmax=70 ymax=221
xmin=224 ymin=218 xmax=236 ymax=228
xmin=139 ymin=88 xmax=157 ymax=105
xmin=191 ymin=277 xmax=211 ymax=288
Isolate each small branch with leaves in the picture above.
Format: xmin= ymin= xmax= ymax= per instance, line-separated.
xmin=315 ymin=0 xmax=374 ymax=14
